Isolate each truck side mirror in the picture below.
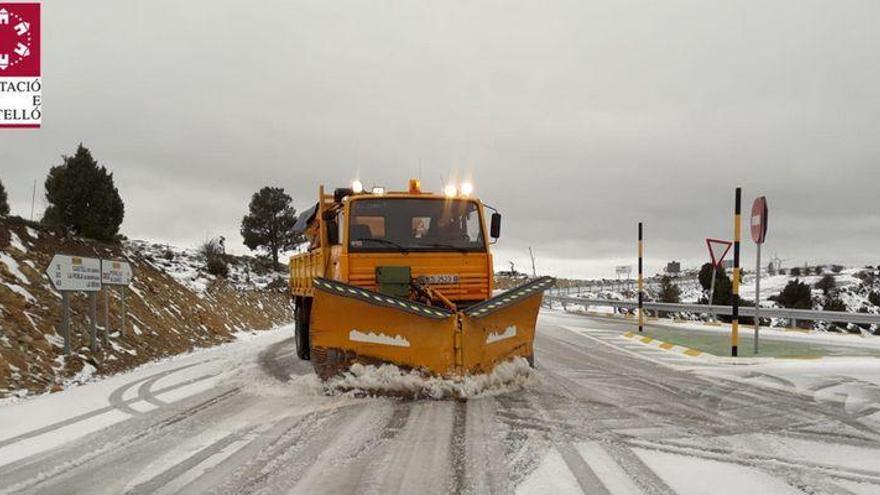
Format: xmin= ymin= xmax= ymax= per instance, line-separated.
xmin=490 ymin=213 xmax=502 ymax=239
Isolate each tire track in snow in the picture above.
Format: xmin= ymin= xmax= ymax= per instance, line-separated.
xmin=258 ymin=337 xmax=311 ymax=382
xmin=0 ymin=361 xmax=214 ymax=449
xmin=1 ymin=387 xmax=242 ymax=494
xmin=367 ymin=401 xmax=455 ymax=494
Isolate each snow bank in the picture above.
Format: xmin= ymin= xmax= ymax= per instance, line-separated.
xmin=323 ymin=357 xmax=539 ymax=400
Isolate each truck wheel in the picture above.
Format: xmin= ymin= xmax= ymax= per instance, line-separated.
xmin=295 ymin=297 xmax=312 ymax=361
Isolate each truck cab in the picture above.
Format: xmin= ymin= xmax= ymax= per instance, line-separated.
xmin=289 ymin=179 xmax=502 ymax=360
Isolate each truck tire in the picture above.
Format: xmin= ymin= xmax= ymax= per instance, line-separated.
xmin=295 ymin=297 xmax=312 ymax=360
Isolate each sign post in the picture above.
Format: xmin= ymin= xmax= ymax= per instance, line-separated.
xmin=705 ymin=238 xmax=733 ymax=322
xmin=45 ymin=255 xmax=102 ymax=354
xmin=61 ymin=291 xmax=70 ymax=355
xmin=638 ymin=222 xmax=644 ymax=333
xmin=101 ymin=259 xmax=133 ymax=338
xmin=750 ymin=196 xmax=769 ymax=354
xmin=731 ymin=187 xmax=743 ymax=357
xmin=89 ymin=292 xmax=98 ymax=352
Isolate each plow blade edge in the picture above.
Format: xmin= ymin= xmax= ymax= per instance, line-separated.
xmin=309 ymin=277 xmax=554 ymax=379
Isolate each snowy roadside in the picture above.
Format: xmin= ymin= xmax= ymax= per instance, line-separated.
xmin=555 ymin=304 xmax=880 ymax=350
xmin=695 ymin=357 xmax=880 ymax=426
xmin=0 ymin=326 xmax=296 ymax=469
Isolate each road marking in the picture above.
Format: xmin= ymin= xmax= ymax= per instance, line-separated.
xmin=575 ymin=441 xmax=642 ymax=495
xmin=561 ymin=326 xmax=677 ymax=368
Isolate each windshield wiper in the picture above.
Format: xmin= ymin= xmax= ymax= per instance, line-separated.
xmin=415 ymin=242 xmax=470 ymax=253
xmin=355 ymin=238 xmax=410 ymax=255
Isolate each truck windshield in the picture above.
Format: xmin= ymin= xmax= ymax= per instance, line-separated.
xmin=349 ymin=198 xmax=485 ymax=253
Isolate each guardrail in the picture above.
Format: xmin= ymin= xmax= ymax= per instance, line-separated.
xmin=544 ymin=295 xmax=880 ymax=326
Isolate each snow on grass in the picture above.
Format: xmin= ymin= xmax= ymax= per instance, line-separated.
xmin=2 ymin=282 xmax=36 ymax=303
xmin=68 ymin=363 xmax=97 ymax=387
xmin=44 ymin=333 xmax=65 ymax=348
xmin=126 ymin=240 xmax=287 ymax=296
xmin=8 ymin=232 xmax=28 ymax=252
xmin=0 ymin=251 xmax=30 ymax=285
xmin=324 ymin=357 xmax=539 ymax=399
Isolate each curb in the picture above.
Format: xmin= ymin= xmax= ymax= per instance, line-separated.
xmin=622 ymin=331 xmax=710 ymax=359
xmin=621 ymin=331 xmax=838 ymax=363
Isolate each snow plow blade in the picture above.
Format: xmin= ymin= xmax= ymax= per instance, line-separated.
xmin=309 ymin=277 xmax=554 ymax=380
xmin=459 ymin=276 xmax=554 ymax=374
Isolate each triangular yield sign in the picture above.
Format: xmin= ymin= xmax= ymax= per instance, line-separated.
xmin=706 ymin=238 xmax=733 ymax=267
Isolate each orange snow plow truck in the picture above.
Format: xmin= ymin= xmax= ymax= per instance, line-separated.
xmin=289 ymin=179 xmax=553 ymax=379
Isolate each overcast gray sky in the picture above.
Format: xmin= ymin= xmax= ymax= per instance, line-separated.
xmin=1 ymin=0 xmax=878 ymax=278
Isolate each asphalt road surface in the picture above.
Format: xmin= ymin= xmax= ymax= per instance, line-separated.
xmin=3 ymin=310 xmax=880 ymax=494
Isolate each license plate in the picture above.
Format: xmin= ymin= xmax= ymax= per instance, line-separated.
xmin=423 ymin=274 xmax=459 ymax=285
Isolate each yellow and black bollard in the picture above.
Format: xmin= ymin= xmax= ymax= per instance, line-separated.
xmin=731 ymin=188 xmax=742 ymax=356
xmin=638 ymin=222 xmax=644 ymax=333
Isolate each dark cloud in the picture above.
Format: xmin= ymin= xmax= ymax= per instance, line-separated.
xmin=2 ymin=0 xmax=878 ymax=277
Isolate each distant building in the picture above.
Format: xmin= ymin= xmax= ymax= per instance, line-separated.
xmin=665 ymin=261 xmax=681 ymax=275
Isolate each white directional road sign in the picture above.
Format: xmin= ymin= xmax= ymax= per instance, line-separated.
xmin=101 ymin=259 xmax=133 ymax=286
xmin=46 ymin=254 xmax=102 ymax=291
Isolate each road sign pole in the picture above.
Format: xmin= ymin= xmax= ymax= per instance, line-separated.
xmin=103 ymin=286 xmax=110 ymax=345
xmin=708 ymin=266 xmax=717 ymax=322
xmin=732 ymin=187 xmax=742 ymax=357
xmin=750 ymin=195 xmax=769 ymax=354
xmin=61 ymin=291 xmax=70 ymax=356
xmin=754 ymin=242 xmax=762 ymax=354
xmin=121 ymin=287 xmax=126 ymax=337
xmin=89 ymin=291 xmax=98 ymax=352
xmin=638 ymin=222 xmax=644 ymax=333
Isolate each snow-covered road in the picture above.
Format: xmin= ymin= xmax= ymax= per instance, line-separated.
xmin=3 ymin=312 xmax=880 ymax=494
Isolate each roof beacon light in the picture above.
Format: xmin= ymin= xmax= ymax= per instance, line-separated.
xmin=409 ymin=178 xmax=422 ymax=194
xmin=460 ymin=182 xmax=474 ymax=196
xmin=352 ymin=180 xmax=364 ymax=194
xmin=372 ymin=186 xmax=385 ymax=195
xmin=444 ymin=184 xmax=457 ymax=198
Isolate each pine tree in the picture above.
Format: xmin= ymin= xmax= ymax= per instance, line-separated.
xmin=658 ymin=275 xmax=681 ymax=303
xmin=772 ymin=279 xmax=813 ymax=309
xmin=42 ymin=144 xmax=125 ymax=241
xmin=814 ymin=274 xmax=836 ymax=295
xmin=240 ymin=187 xmax=299 ymax=269
xmin=698 ymin=263 xmax=733 ymax=304
xmin=0 ymin=178 xmax=9 ymax=216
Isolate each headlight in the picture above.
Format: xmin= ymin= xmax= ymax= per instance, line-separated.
xmin=444 ymin=184 xmax=457 ymax=197
xmin=352 ymin=180 xmax=364 ymax=193
xmin=460 ymin=182 xmax=474 ymax=195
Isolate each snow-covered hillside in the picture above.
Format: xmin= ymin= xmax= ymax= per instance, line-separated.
xmin=0 ymin=217 xmax=294 ymax=400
